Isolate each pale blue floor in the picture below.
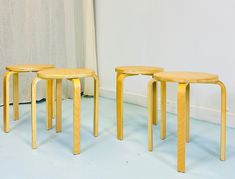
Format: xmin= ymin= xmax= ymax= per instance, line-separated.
xmin=0 ymin=97 xmax=235 ymax=179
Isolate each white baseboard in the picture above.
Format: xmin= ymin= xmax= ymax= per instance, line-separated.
xmin=100 ymin=87 xmax=235 ymax=128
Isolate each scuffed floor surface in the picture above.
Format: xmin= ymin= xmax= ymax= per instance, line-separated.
xmin=0 ymin=97 xmax=234 ymax=179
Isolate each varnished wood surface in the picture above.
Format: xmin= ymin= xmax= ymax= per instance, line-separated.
xmin=6 ymin=64 xmax=55 ymax=72
xmin=37 ymin=68 xmax=96 ymax=79
xmin=115 ymin=66 xmax=163 ymax=75
xmin=154 ymin=72 xmax=219 ymax=83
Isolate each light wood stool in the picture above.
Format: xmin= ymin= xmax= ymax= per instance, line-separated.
xmin=148 ymin=72 xmax=226 ymax=172
xmin=3 ymin=64 xmax=55 ymax=133
xmin=115 ymin=66 xmax=164 ymax=140
xmin=31 ymin=68 xmax=99 ymax=155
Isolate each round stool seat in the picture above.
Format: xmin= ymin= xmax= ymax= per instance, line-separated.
xmin=6 ymin=64 xmax=55 ymax=72
xmin=115 ymin=66 xmax=163 ymax=75
xmin=154 ymin=72 xmax=219 ymax=83
xmin=37 ymin=68 xmax=96 ymax=79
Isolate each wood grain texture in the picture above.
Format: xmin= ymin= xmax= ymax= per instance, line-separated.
xmin=160 ymin=81 xmax=166 ymax=140
xmin=116 ymin=73 xmax=129 ymax=140
xmin=152 ymin=77 xmax=157 ymax=125
xmin=56 ymin=79 xmax=62 ymax=133
xmin=93 ymin=74 xmax=99 ymax=137
xmin=13 ymin=73 xmax=19 ymax=121
xmin=147 ymin=79 xmax=155 ymax=151
xmin=46 ymin=80 xmax=53 ymax=130
xmin=115 ymin=66 xmax=163 ymax=75
xmin=6 ymin=64 xmax=55 ymax=72
xmin=3 ymin=71 xmax=16 ymax=132
xmin=177 ymin=83 xmax=188 ymax=173
xmin=154 ymin=72 xmax=219 ymax=83
xmin=37 ymin=68 xmax=95 ymax=79
xmin=73 ymin=79 xmax=81 ymax=155
xmin=186 ymin=84 xmax=190 ymax=143
xmin=217 ymin=81 xmax=226 ymax=161
xmin=31 ymin=77 xmax=42 ymax=149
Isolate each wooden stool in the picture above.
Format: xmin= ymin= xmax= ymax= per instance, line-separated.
xmin=148 ymin=72 xmax=226 ymax=172
xmin=31 ymin=68 xmax=99 ymax=155
xmin=3 ymin=64 xmax=55 ymax=132
xmin=115 ymin=66 xmax=164 ymax=140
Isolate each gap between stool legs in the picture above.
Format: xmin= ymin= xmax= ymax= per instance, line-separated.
xmin=72 ymin=79 xmax=81 ymax=155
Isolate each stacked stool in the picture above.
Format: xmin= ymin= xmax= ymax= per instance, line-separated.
xmin=148 ymin=72 xmax=226 ymax=172
xmin=31 ymin=68 xmax=99 ymax=154
xmin=3 ymin=64 xmax=55 ymax=132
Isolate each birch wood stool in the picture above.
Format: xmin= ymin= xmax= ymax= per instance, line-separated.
xmin=115 ymin=66 xmax=164 ymax=140
xmin=148 ymin=72 xmax=226 ymax=172
xmin=3 ymin=64 xmax=55 ymax=133
xmin=31 ymin=68 xmax=99 ymax=155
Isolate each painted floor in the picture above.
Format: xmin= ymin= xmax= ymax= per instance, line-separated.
xmin=0 ymin=97 xmax=234 ymax=179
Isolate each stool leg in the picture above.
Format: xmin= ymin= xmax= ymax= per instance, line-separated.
xmin=31 ymin=77 xmax=41 ymax=149
xmin=56 ymin=79 xmax=62 ymax=133
xmin=177 ymin=83 xmax=188 ymax=173
xmin=13 ymin=73 xmax=19 ymax=121
xmin=160 ymin=81 xmax=166 ymax=140
xmin=93 ymin=74 xmax=99 ymax=137
xmin=152 ymin=77 xmax=158 ymax=125
xmin=217 ymin=81 xmax=226 ymax=161
xmin=186 ymin=84 xmax=190 ymax=143
xmin=46 ymin=80 xmax=53 ymax=130
xmin=148 ymin=79 xmax=156 ymax=151
xmin=116 ymin=73 xmax=128 ymax=140
xmin=72 ymin=79 xmax=81 ymax=155
xmin=3 ymin=71 xmax=15 ymax=133
xmin=51 ymin=80 xmax=55 ymax=119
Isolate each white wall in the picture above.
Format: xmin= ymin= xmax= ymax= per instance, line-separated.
xmin=95 ymin=0 xmax=235 ymax=127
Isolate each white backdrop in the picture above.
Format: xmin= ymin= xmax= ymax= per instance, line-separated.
xmin=0 ymin=0 xmax=97 ymax=104
xmin=95 ymin=0 xmax=235 ymax=127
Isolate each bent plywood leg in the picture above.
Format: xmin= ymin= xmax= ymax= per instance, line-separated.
xmin=116 ymin=73 xmax=128 ymax=140
xmin=13 ymin=73 xmax=19 ymax=121
xmin=46 ymin=80 xmax=53 ymax=130
xmin=72 ymin=79 xmax=81 ymax=155
xmin=3 ymin=71 xmax=15 ymax=132
xmin=93 ymin=74 xmax=99 ymax=137
xmin=152 ymin=76 xmax=158 ymax=125
xmin=186 ymin=84 xmax=190 ymax=143
xmin=217 ymin=81 xmax=226 ymax=161
xmin=148 ymin=79 xmax=156 ymax=151
xmin=52 ymin=80 xmax=55 ymax=118
xmin=177 ymin=83 xmax=188 ymax=173
xmin=31 ymin=77 xmax=41 ymax=149
xmin=56 ymin=79 xmax=62 ymax=133
xmin=160 ymin=81 xmax=166 ymax=140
